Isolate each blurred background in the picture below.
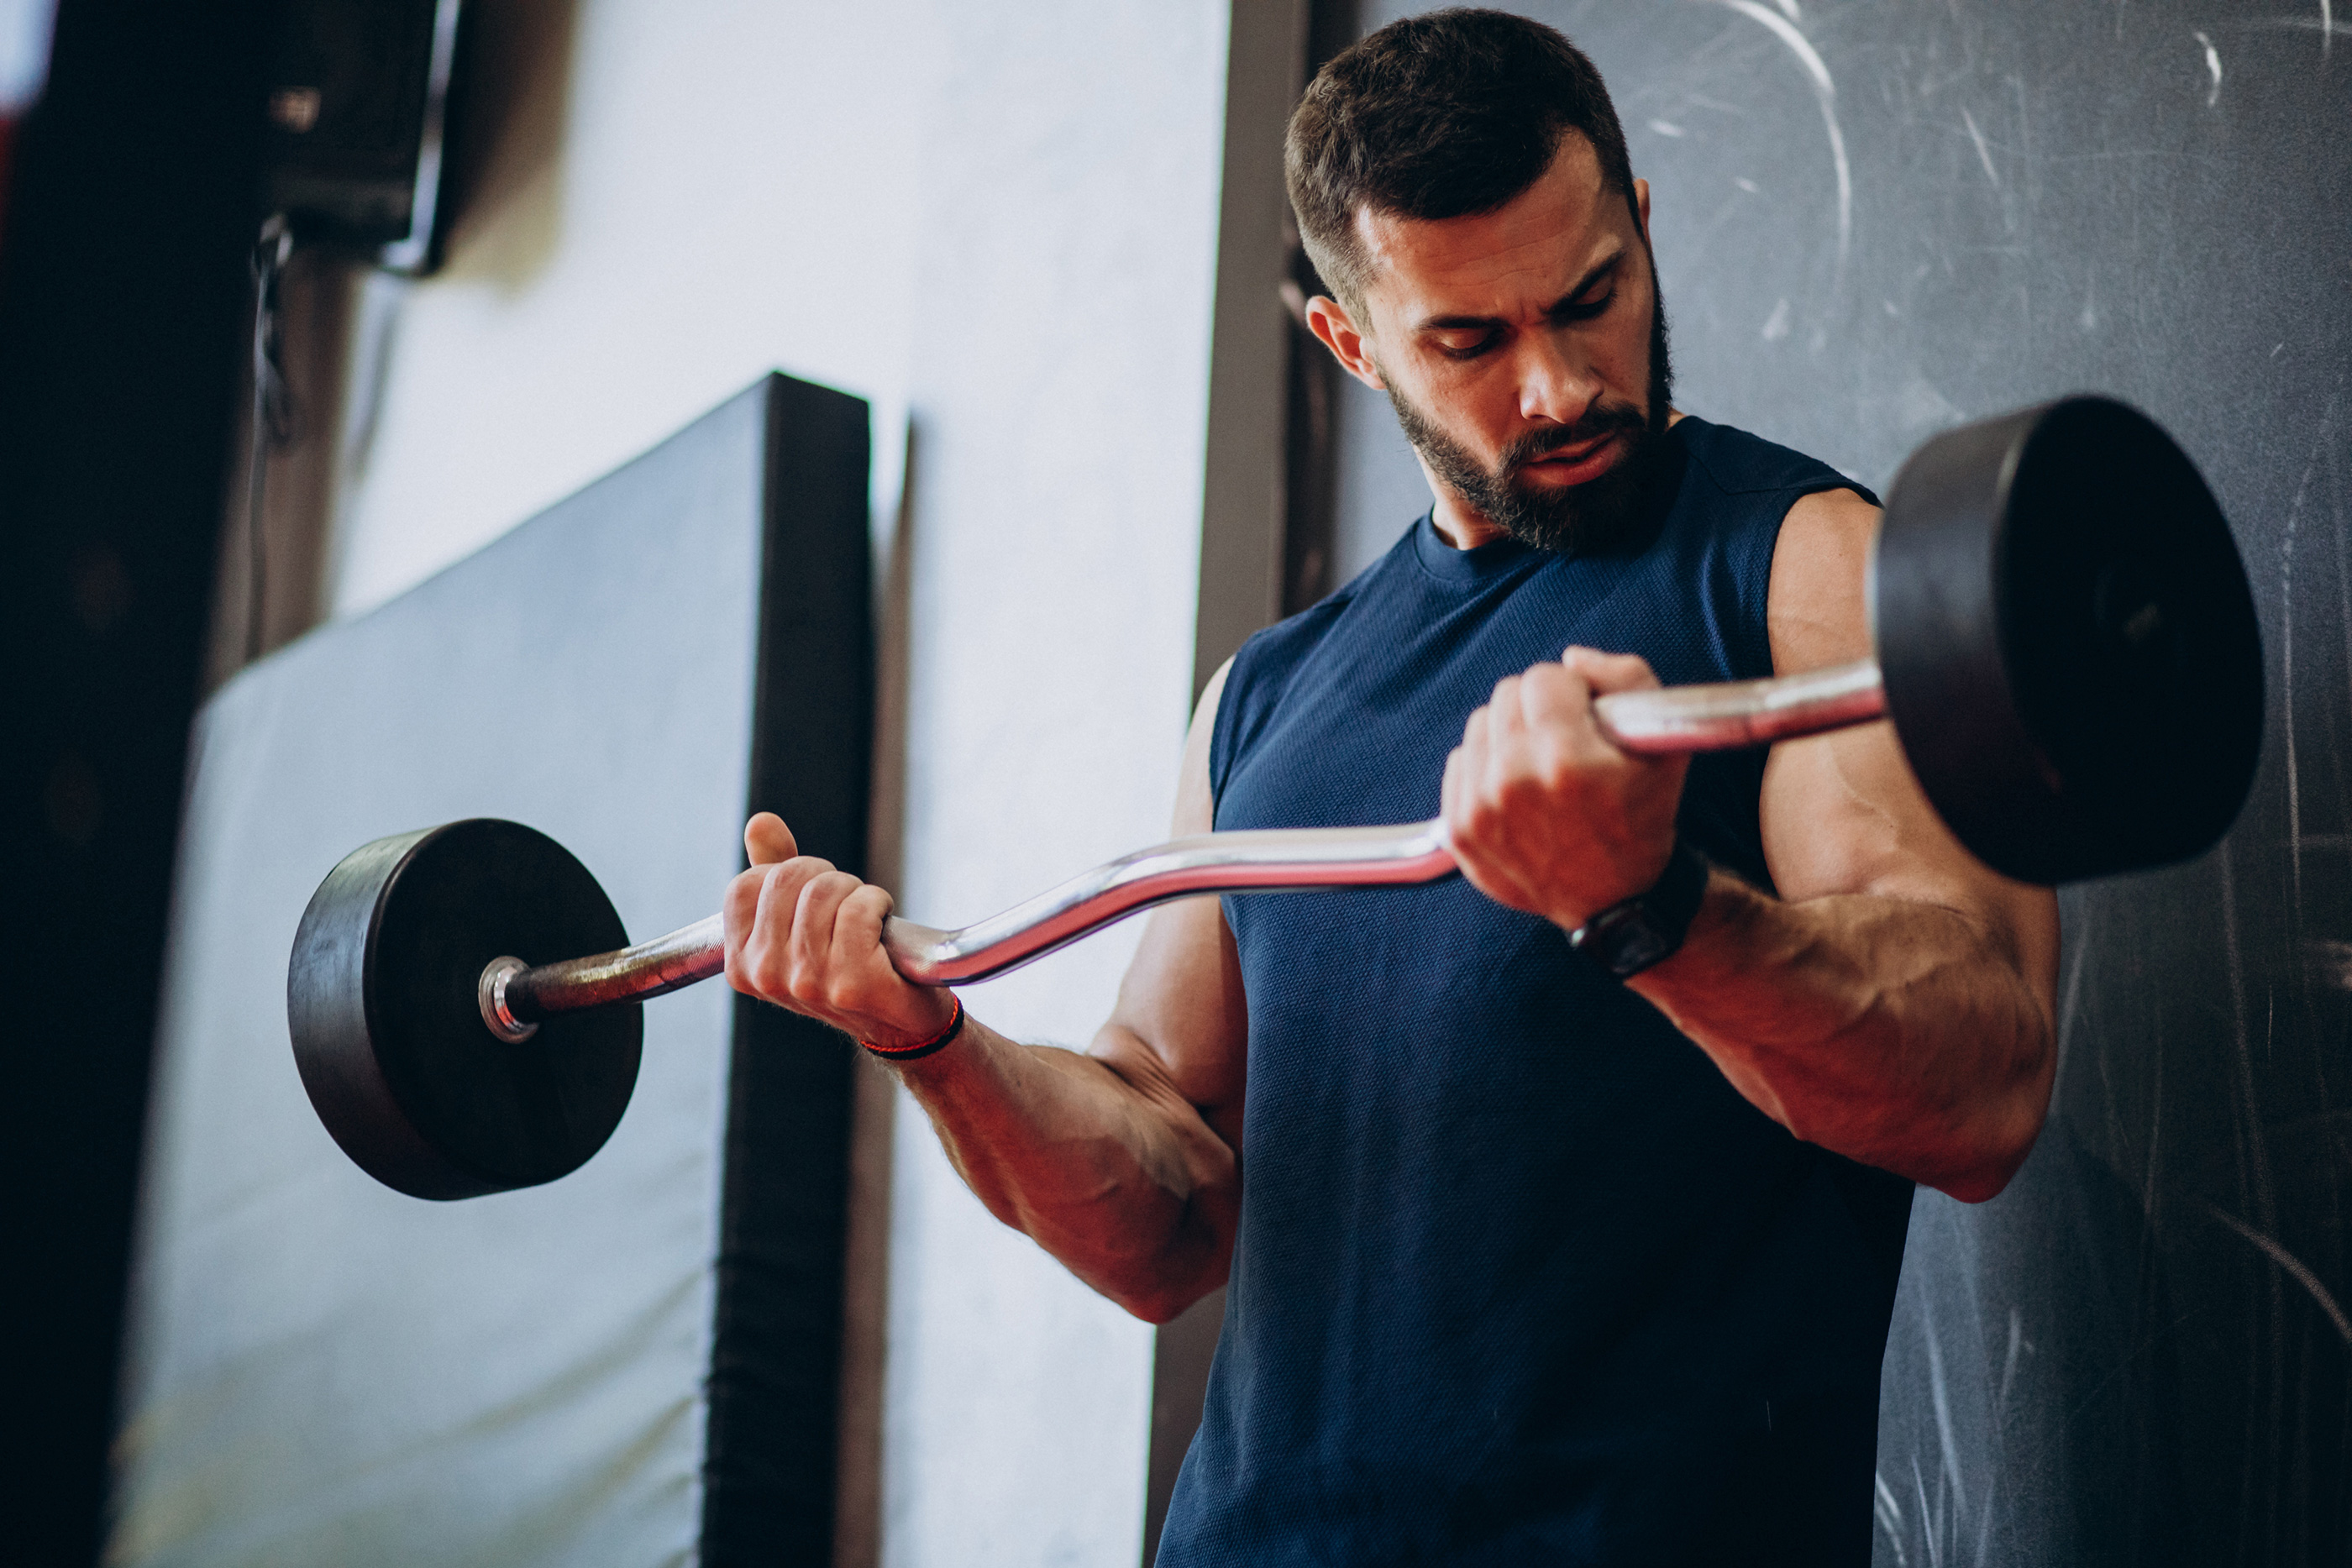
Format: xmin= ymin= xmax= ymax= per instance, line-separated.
xmin=1 ymin=3 xmax=2346 ymax=1565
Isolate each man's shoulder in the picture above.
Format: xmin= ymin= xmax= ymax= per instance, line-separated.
xmin=1231 ymin=519 xmax=1423 ymax=675
xmin=1211 ymin=524 xmax=1428 ymax=794
xmin=1675 ymin=415 xmax=1878 ymax=507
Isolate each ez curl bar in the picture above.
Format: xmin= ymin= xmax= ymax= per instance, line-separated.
xmin=288 ymin=396 xmax=2263 ymax=1199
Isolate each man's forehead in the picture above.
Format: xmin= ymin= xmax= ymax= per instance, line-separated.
xmin=1351 ymin=135 xmax=1625 ymax=320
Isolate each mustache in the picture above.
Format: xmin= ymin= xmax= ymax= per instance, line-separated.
xmin=1498 ymin=401 xmax=1650 ymax=478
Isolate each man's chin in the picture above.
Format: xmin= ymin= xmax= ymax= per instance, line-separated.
xmin=1489 ymin=429 xmax=1670 ymax=556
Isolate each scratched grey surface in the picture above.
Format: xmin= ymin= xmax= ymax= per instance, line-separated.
xmin=1341 ymin=3 xmax=2352 ymax=1563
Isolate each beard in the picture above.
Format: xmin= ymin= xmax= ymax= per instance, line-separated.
xmin=1384 ymin=264 xmax=1677 ymax=557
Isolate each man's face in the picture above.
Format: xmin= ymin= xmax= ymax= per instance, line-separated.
xmin=1308 ymin=134 xmax=1672 ymax=554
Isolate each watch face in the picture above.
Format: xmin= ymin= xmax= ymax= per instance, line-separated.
xmin=1583 ymin=905 xmax=1673 ymax=977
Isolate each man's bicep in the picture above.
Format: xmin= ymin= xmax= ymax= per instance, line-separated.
xmin=1761 ymin=722 xmax=1987 ymax=905
xmin=1096 ymin=658 xmax=1248 ymax=1135
xmin=1761 ymin=722 xmax=2058 ymax=1003
xmin=1104 ymin=894 xmax=1248 ymax=1134
xmin=1762 ymin=485 xmax=2057 ymax=980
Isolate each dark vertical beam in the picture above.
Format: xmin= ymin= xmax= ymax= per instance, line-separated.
xmin=0 ymin=3 xmax=272 ymax=1563
xmin=1188 ymin=0 xmax=1310 ymax=701
xmin=1274 ymin=0 xmax=1359 ymax=616
xmin=700 ymin=374 xmax=873 ymax=1566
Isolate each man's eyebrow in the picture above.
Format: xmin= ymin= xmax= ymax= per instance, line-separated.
xmin=1411 ymin=249 xmax=1626 ymax=333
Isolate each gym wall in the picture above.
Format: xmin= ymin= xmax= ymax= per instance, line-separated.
xmin=114 ymin=375 xmax=869 ymax=1567
xmin=1322 ymin=3 xmax=2352 ymax=1564
xmin=170 ymin=3 xmax=1229 ymax=1565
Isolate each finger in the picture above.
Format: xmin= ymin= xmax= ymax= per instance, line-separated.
xmin=1459 ymin=704 xmax=1517 ymax=805
xmin=837 ymin=884 xmax=953 ymax=1036
xmin=745 ymin=811 xmax=798 ymax=866
xmin=1562 ymin=645 xmax=1661 ymax=695
xmin=1520 ymin=661 xmax=1618 ymax=768
xmin=721 ymin=867 xmax=769 ymax=991
xmin=832 ymin=882 xmax=897 ymax=981
xmin=1485 ymin=674 xmax=1525 ymax=744
xmin=1517 ymin=660 xmax=1591 ymax=727
xmin=1442 ymin=742 xmax=1488 ymax=853
xmin=1461 ymin=702 xmax=1492 ymax=756
xmin=785 ymin=869 xmax=859 ymax=1000
xmin=750 ymin=857 xmax=832 ymax=983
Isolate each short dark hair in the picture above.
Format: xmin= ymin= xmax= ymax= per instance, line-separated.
xmin=1285 ymin=8 xmax=1637 ymax=312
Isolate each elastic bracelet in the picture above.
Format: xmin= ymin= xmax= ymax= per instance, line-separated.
xmin=860 ymin=996 xmax=964 ymax=1062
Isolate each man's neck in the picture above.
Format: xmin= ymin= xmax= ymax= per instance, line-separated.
xmin=1428 ymin=493 xmax=1512 ymax=552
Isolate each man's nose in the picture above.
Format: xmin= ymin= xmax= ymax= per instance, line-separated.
xmin=1516 ymin=333 xmax=1600 ymax=427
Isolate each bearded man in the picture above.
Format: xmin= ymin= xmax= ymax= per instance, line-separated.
xmin=722 ymin=9 xmax=2058 ymax=1562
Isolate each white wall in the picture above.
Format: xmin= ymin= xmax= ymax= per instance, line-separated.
xmin=323 ymin=2 xmax=1230 ymax=1563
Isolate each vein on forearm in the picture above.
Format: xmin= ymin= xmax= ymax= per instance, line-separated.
xmin=1635 ymin=877 xmax=2052 ymax=1197
xmin=894 ymin=1018 xmax=1233 ymax=1314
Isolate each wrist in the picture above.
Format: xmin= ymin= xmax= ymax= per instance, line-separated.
xmin=1549 ymin=839 xmax=1677 ymax=932
xmin=860 ymin=994 xmax=966 ymax=1061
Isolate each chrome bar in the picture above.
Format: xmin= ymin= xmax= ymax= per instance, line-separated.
xmin=487 ymin=658 xmax=1892 ymax=1020
xmin=1594 ymin=657 xmax=1884 ymax=754
xmin=502 ymin=913 xmax=726 ymax=1023
xmin=879 ymin=820 xmax=1457 ymax=985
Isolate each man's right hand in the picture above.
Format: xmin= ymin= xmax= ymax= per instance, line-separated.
xmin=722 ymin=811 xmax=958 ymax=1051
xmin=717 ymin=663 xmax=1246 ymax=1324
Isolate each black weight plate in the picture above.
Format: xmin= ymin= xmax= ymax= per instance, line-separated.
xmin=1876 ymin=396 xmax=2263 ymax=884
xmin=288 ymin=819 xmax=643 ymax=1198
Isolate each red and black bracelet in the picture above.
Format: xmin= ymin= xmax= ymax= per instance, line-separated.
xmin=859 ymin=995 xmax=965 ymax=1062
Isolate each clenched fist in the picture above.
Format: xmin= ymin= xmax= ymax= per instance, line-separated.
xmin=722 ymin=812 xmax=956 ymax=1049
xmin=1440 ymin=646 xmax=1690 ymax=931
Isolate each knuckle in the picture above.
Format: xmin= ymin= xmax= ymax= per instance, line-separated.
xmin=748 ymin=941 xmax=788 ymax=998
xmin=844 ymin=885 xmax=892 ymax=926
xmin=755 ymin=864 xmax=800 ymax=915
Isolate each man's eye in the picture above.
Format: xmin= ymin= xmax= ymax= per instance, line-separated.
xmin=1435 ymin=333 xmax=1499 ymax=359
xmin=1559 ymin=290 xmax=1615 ymax=323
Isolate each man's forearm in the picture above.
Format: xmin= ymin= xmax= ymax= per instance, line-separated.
xmin=892 ymin=1016 xmax=1238 ymax=1321
xmin=1631 ymin=873 xmax=2055 ymax=1201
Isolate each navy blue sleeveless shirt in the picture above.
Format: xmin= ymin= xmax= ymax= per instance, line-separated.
xmin=1157 ymin=418 xmax=1914 ymax=1565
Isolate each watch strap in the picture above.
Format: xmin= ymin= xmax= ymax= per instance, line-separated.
xmin=1567 ymin=839 xmax=1711 ymax=978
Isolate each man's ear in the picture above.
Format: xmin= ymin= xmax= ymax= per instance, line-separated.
xmin=1634 ymin=176 xmax=1652 ymax=243
xmin=1304 ymin=293 xmax=1387 ymax=391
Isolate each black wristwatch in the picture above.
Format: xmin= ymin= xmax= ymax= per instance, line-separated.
xmin=1567 ymin=840 xmax=1711 ymax=978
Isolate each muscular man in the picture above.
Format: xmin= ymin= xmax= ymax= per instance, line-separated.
xmin=724 ymin=11 xmax=2056 ymax=1561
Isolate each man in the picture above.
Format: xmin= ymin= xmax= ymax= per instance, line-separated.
xmin=722 ymin=9 xmax=2057 ymax=1562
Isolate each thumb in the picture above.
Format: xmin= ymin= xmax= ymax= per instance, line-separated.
xmin=744 ymin=811 xmax=797 ymax=866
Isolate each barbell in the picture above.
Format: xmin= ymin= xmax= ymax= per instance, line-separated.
xmin=288 ymin=395 xmax=2263 ymax=1199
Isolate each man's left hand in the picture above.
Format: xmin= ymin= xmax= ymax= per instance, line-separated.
xmin=1441 ymin=646 xmax=1690 ymax=931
